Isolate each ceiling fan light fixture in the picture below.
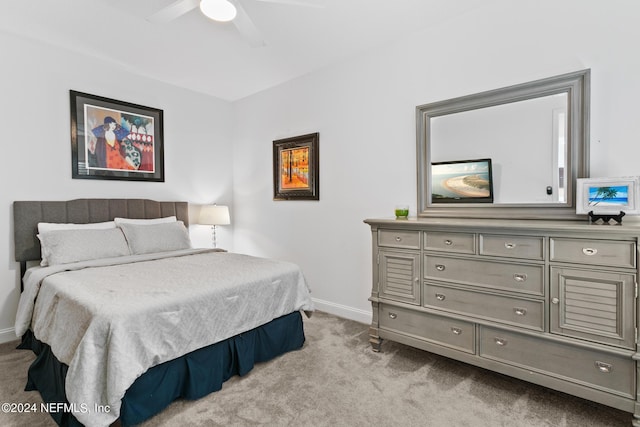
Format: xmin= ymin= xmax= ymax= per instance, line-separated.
xmin=200 ymin=0 xmax=237 ymax=22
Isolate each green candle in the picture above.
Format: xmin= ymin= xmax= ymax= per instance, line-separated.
xmin=395 ymin=205 xmax=409 ymax=219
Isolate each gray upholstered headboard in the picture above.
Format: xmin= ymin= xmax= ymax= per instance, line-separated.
xmin=13 ymin=199 xmax=189 ymax=266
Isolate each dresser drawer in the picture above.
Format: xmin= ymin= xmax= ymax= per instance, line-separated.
xmin=424 ymin=284 xmax=544 ymax=331
xmin=378 ymin=229 xmax=420 ymax=249
xmin=479 ymin=234 xmax=544 ymax=260
xmin=480 ymin=326 xmax=635 ymax=397
xmin=550 ymin=237 xmax=636 ymax=268
xmin=424 ymin=255 xmax=544 ymax=296
xmin=424 ymin=231 xmax=475 ymax=254
xmin=379 ymin=304 xmax=475 ymax=354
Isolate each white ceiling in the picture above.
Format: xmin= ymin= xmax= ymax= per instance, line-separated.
xmin=0 ymin=0 xmax=489 ymax=101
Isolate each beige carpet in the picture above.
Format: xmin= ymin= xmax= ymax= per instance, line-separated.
xmin=0 ymin=311 xmax=632 ymax=426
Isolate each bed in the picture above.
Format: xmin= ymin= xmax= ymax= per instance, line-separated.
xmin=12 ymin=199 xmax=314 ymax=427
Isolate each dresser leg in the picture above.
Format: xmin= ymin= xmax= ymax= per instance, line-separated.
xmin=633 ymin=400 xmax=640 ymax=427
xmin=369 ymin=326 xmax=382 ymax=352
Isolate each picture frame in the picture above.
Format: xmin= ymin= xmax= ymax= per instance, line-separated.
xmin=431 ymin=158 xmax=493 ymax=203
xmin=70 ymin=90 xmax=165 ymax=182
xmin=576 ymin=176 xmax=640 ymax=215
xmin=273 ymin=132 xmax=319 ymax=200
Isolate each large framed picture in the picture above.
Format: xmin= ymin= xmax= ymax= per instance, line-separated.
xmin=70 ymin=90 xmax=164 ymax=182
xmin=431 ymin=158 xmax=493 ymax=203
xmin=576 ymin=177 xmax=640 ymax=215
xmin=273 ymin=132 xmax=319 ymax=200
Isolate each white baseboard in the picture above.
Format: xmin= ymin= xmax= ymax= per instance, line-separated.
xmin=311 ymin=297 xmax=372 ymax=325
xmin=0 ymin=327 xmax=18 ymax=344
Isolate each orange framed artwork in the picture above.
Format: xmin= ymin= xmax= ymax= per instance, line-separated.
xmin=273 ymin=132 xmax=319 ymax=200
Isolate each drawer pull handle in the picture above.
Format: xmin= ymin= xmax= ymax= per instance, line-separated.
xmin=551 ymin=297 xmax=560 ymax=305
xmin=435 ymin=264 xmax=446 ymax=271
xmin=582 ymin=247 xmax=598 ymax=256
xmin=514 ymin=307 xmax=527 ymax=316
xmin=451 ymin=327 xmax=462 ymax=335
xmin=513 ymin=273 xmax=527 ymax=282
xmin=494 ymin=337 xmax=507 ymax=346
xmin=444 ymin=239 xmax=453 ymax=245
xmin=595 ymin=361 xmax=613 ymax=373
xmin=504 ymin=242 xmax=517 ymax=249
xmin=435 ymin=293 xmax=446 ymax=301
xmin=395 ymin=236 xmax=402 ymax=242
xmin=388 ymin=312 xmax=397 ymax=320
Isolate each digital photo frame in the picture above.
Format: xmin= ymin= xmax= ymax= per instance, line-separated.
xmin=576 ymin=177 xmax=640 ymax=215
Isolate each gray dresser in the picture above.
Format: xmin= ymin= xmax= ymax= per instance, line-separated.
xmin=365 ymin=217 xmax=640 ymax=423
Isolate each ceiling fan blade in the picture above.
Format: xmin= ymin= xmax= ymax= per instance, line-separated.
xmin=146 ymin=0 xmax=200 ymax=23
xmin=253 ymin=0 xmax=325 ymax=7
xmin=232 ymin=1 xmax=266 ymax=47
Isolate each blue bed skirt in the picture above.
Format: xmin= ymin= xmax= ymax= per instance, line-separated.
xmin=18 ymin=311 xmax=305 ymax=426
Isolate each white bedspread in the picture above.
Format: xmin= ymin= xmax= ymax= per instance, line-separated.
xmin=15 ymin=249 xmax=314 ymax=427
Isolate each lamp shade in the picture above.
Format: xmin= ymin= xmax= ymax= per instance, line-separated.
xmin=199 ymin=0 xmax=237 ymax=22
xmin=199 ymin=205 xmax=230 ymax=225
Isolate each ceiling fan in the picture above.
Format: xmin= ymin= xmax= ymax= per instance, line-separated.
xmin=147 ymin=0 xmax=325 ymax=47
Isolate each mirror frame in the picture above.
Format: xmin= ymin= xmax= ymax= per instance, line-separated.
xmin=417 ymin=69 xmax=590 ymax=220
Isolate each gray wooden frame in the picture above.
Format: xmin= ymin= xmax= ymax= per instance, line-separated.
xmin=416 ymin=69 xmax=590 ymax=220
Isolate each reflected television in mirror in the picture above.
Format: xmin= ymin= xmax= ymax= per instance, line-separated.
xmin=431 ymin=158 xmax=493 ymax=203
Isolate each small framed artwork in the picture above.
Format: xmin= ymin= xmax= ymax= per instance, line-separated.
xmin=576 ymin=177 xmax=640 ymax=215
xmin=273 ymin=132 xmax=319 ymax=200
xmin=70 ymin=90 xmax=164 ymax=182
xmin=431 ymin=158 xmax=493 ymax=203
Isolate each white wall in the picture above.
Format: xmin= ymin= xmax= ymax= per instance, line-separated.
xmin=0 ymin=31 xmax=235 ymax=342
xmin=232 ymin=0 xmax=640 ymax=323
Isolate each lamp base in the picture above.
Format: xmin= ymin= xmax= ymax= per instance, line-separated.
xmin=211 ymin=225 xmax=218 ymax=248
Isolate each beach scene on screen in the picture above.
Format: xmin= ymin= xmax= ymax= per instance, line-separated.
xmin=432 ymin=160 xmax=491 ymax=199
xmin=587 ymin=185 xmax=629 ymax=207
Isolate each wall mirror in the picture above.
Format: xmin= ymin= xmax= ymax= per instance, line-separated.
xmin=417 ymin=69 xmax=590 ymax=219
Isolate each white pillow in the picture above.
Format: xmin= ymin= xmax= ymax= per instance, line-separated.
xmin=118 ymin=221 xmax=191 ymax=255
xmin=38 ymin=228 xmax=130 ymax=266
xmin=114 ymin=216 xmax=177 ymax=226
xmin=38 ymin=221 xmax=116 ymax=234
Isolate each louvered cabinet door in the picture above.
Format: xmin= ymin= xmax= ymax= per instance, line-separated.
xmin=379 ymin=249 xmax=420 ymax=305
xmin=550 ymin=267 xmax=636 ymax=349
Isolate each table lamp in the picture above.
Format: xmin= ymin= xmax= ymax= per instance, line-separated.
xmin=199 ymin=204 xmax=230 ymax=248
